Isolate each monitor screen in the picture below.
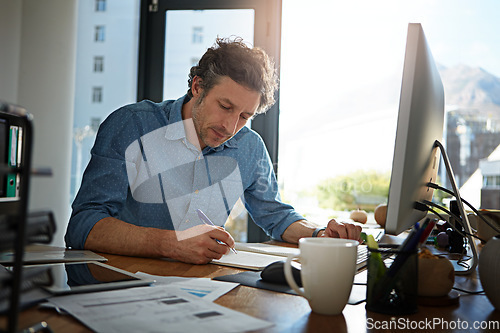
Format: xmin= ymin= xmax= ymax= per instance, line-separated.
xmin=385 ymin=23 xmax=445 ymax=235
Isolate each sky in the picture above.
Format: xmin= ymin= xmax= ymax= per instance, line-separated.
xmin=278 ymin=0 xmax=500 ymax=196
xmin=280 ymin=0 xmax=500 ymax=114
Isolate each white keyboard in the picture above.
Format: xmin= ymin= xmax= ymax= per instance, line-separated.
xmin=356 ymin=244 xmax=369 ymax=271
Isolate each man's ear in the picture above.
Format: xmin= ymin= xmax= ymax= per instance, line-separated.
xmin=191 ymin=76 xmax=203 ymax=97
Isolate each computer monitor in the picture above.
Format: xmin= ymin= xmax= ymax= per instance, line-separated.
xmin=384 ymin=23 xmax=445 ymax=235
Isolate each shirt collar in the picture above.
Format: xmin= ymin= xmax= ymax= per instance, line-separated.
xmin=204 ymin=138 xmax=238 ymax=153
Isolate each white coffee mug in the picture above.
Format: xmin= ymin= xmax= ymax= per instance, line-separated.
xmin=284 ymin=237 xmax=359 ymax=315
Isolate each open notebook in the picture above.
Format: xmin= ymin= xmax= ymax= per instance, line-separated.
xmin=211 ymin=243 xmax=300 ymax=271
xmin=212 ymin=233 xmax=385 ymax=272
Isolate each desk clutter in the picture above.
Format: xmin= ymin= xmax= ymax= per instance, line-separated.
xmin=213 ymin=269 xmax=367 ymax=306
xmin=44 ymin=273 xmax=273 ymax=333
xmin=1 ymin=99 xmax=498 ymax=331
xmin=1 ymin=240 xmax=499 ymax=332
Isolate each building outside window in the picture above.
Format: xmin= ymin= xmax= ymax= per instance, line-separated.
xmin=95 ymin=25 xmax=105 ymax=42
xmin=72 ymin=0 xmax=140 ymax=202
xmin=92 ymin=86 xmax=103 ymax=103
xmin=95 ymin=0 xmax=106 ymax=12
xmin=480 ymin=158 xmax=500 ymax=208
xmin=72 ymin=0 xmax=500 ymax=224
xmin=93 ymin=56 xmax=104 ymax=72
xmin=279 ymin=0 xmax=500 ymax=221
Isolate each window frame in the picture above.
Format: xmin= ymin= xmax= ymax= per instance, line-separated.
xmin=93 ymin=56 xmax=104 ymax=72
xmin=192 ymin=26 xmax=204 ymax=44
xmin=92 ymin=86 xmax=103 ymax=103
xmin=95 ymin=0 xmax=107 ymax=12
xmin=94 ymin=25 xmax=106 ymax=42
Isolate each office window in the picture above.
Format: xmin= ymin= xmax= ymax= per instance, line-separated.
xmin=92 ymin=86 xmax=103 ymax=103
xmin=95 ymin=0 xmax=106 ymax=12
xmin=192 ymin=26 xmax=204 ymax=44
xmin=279 ymin=0 xmax=500 ymax=221
xmin=162 ymin=10 xmax=255 ymax=103
xmin=72 ymin=0 xmax=140 ymax=203
xmin=93 ymin=56 xmax=104 ymax=72
xmin=94 ymin=25 xmax=105 ymax=42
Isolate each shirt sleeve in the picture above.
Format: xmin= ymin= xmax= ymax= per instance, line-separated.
xmin=242 ymin=136 xmax=305 ymax=241
xmin=65 ymin=108 xmax=140 ymax=249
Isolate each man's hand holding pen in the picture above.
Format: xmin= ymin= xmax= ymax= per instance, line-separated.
xmin=171 ymin=224 xmax=236 ymax=265
xmin=196 ymin=209 xmax=238 ymax=254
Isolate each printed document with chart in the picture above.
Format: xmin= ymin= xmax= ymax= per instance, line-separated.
xmin=48 ymin=285 xmax=272 ymax=333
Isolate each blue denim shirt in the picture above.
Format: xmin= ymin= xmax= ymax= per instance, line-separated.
xmin=65 ymin=96 xmax=304 ymax=249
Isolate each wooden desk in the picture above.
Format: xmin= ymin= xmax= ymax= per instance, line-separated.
xmin=3 ymin=243 xmax=500 ymax=333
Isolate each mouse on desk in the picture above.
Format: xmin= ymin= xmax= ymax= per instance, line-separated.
xmin=260 ymin=261 xmax=302 ymax=287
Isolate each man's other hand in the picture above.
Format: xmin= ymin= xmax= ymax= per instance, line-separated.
xmin=323 ymin=219 xmax=362 ymax=241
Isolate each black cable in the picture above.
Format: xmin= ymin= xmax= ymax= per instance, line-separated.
xmin=420 ymin=201 xmax=477 ymax=269
xmin=421 ymin=200 xmax=485 ymax=243
xmin=427 ymin=182 xmax=500 ymax=234
xmin=452 ymin=286 xmax=485 ymax=295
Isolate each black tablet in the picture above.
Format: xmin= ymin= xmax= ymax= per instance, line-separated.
xmin=27 ymin=261 xmax=154 ymax=295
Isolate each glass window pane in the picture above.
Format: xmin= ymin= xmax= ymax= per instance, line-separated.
xmin=279 ymin=0 xmax=500 ymax=221
xmin=163 ymin=9 xmax=255 ymax=101
xmin=72 ymin=0 xmax=140 ymax=201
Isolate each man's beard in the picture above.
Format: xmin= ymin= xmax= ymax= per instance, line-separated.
xmin=192 ymin=93 xmax=231 ymax=148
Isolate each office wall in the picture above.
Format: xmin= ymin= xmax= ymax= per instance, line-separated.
xmin=0 ymin=0 xmax=77 ymax=246
xmin=0 ymin=0 xmax=22 ymax=102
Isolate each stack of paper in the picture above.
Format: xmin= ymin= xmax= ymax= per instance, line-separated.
xmin=48 ymin=285 xmax=272 ymax=333
xmin=47 ymin=274 xmax=273 ymax=332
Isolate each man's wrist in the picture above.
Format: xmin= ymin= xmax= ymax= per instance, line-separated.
xmin=312 ymin=227 xmax=326 ymax=237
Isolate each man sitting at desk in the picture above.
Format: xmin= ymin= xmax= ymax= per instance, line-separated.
xmin=65 ymin=37 xmax=361 ymax=264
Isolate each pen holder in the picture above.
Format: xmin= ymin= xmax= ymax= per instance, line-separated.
xmin=366 ymin=245 xmax=418 ymax=315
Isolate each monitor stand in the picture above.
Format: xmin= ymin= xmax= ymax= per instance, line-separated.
xmin=434 ymin=140 xmax=479 ymax=275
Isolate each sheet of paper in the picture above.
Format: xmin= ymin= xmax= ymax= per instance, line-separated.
xmin=48 ymin=285 xmax=273 ymax=333
xmin=234 ymin=242 xmax=299 ymax=257
xmin=134 ymin=273 xmax=203 ymax=285
xmin=134 ymin=272 xmax=239 ymax=302
xmin=211 ymin=250 xmax=286 ymax=270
